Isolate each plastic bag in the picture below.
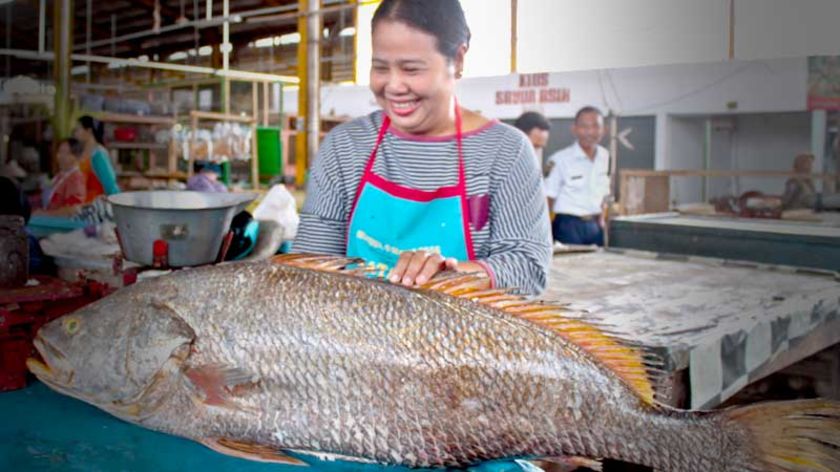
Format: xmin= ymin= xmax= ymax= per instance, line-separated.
xmin=252 ymin=184 xmax=299 ymax=241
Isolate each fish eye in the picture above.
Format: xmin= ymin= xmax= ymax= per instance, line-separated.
xmin=63 ymin=317 xmax=81 ymax=335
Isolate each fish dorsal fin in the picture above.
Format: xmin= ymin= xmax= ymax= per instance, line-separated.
xmin=270 ymin=255 xmax=661 ymax=405
xmin=271 ymin=254 xmax=363 ymax=272
xmin=421 ymin=274 xmax=662 ymax=406
xmin=271 ymin=254 xmax=386 ymax=278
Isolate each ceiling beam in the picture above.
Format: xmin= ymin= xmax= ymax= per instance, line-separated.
xmin=78 ymin=22 xmax=298 ymax=59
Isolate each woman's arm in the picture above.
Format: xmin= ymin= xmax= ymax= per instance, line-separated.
xmin=480 ymin=138 xmax=553 ymax=295
xmin=390 ymin=136 xmax=552 ymax=295
xmin=292 ymin=133 xmax=349 ymax=256
xmin=91 ymin=147 xmax=120 ymax=195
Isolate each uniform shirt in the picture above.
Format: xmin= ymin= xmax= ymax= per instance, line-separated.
xmin=544 ymin=142 xmax=610 ymax=216
xmin=293 ymin=110 xmax=552 ymax=295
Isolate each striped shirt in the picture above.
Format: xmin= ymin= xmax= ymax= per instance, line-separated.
xmin=293 ymin=111 xmax=552 ymax=295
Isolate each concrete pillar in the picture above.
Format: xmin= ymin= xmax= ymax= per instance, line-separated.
xmin=812 ymin=109 xmax=827 ymax=191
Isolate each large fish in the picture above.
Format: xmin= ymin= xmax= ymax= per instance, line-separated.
xmin=27 ymin=255 xmax=840 ymax=471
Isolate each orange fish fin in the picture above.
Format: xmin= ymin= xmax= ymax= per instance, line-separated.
xmin=271 ymin=254 xmax=382 ymax=278
xmin=184 ymin=364 xmax=260 ymax=409
xmin=528 ymin=455 xmax=603 ymax=472
xmin=201 ymin=438 xmax=308 ymax=466
xmin=271 ymin=254 xmax=362 ymax=272
xmin=420 ymin=274 xmax=663 ymax=406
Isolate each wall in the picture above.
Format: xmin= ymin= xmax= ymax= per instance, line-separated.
xmin=514 ymin=0 xmax=840 ymax=73
xmin=732 ymin=112 xmax=812 ymax=195
xmin=735 ymin=0 xmax=840 ymax=61
xmin=352 ymin=1 xmax=840 ymax=79
xmin=667 ymin=117 xmax=705 ymax=204
xmin=664 ymin=112 xmax=812 ymax=205
xmin=516 ymin=0 xmax=729 ymax=73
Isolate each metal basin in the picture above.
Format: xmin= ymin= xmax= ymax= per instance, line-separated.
xmin=108 ymin=191 xmax=257 ymax=267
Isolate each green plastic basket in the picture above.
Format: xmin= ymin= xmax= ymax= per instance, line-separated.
xmin=256 ymin=127 xmax=283 ymax=183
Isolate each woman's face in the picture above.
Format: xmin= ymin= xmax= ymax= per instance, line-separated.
xmin=73 ymin=125 xmax=89 ymax=143
xmin=370 ymin=20 xmax=463 ymax=135
xmin=56 ymin=142 xmax=76 ymax=171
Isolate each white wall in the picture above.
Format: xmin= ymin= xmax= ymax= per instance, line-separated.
xmin=516 ymin=0 xmax=730 ymax=73
xmin=668 ymin=117 xmax=705 ymax=204
xmin=353 ymin=1 xmax=840 ymax=82
xmin=735 ymin=0 xmax=840 ymax=61
xmin=732 ymin=112 xmax=812 ymax=194
xmin=514 ymin=0 xmax=840 ymax=73
xmin=664 ymin=112 xmax=812 ymax=205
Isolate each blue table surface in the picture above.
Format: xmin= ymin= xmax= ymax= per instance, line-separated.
xmin=0 ymin=382 xmax=528 ymax=472
xmin=0 ymin=381 xmax=419 ymax=472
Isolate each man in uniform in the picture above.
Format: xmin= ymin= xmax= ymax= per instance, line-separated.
xmin=544 ymin=106 xmax=610 ymax=246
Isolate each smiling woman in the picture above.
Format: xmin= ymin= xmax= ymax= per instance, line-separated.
xmin=293 ymin=0 xmax=552 ymax=296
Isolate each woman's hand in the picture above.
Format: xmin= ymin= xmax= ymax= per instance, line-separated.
xmin=389 ymin=251 xmax=490 ymax=288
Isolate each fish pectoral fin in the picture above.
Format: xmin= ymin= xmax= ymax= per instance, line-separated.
xmin=184 ymin=364 xmax=260 ymax=408
xmin=531 ymin=456 xmax=603 ymax=471
xmin=288 ymin=449 xmax=378 ymax=464
xmin=201 ymin=438 xmax=308 ymax=466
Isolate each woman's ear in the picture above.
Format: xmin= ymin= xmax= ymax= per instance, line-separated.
xmin=453 ymin=43 xmax=468 ymax=78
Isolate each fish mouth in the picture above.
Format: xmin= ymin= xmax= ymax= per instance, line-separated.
xmin=27 ymin=336 xmax=74 ymax=387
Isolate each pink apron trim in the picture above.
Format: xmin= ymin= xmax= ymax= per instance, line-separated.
xmin=346 ymin=101 xmax=475 ymax=261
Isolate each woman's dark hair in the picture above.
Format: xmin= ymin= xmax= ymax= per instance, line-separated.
xmin=78 ymin=115 xmax=105 ymax=145
xmin=58 ymin=137 xmax=84 ymax=157
xmin=372 ymin=0 xmax=471 ymax=60
xmin=194 ymin=160 xmax=222 ymax=175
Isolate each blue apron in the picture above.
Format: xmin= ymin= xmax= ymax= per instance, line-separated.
xmin=346 ymin=106 xmax=475 ymax=276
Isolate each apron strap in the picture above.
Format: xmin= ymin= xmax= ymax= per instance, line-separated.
xmin=453 ymin=101 xmax=466 ymax=189
xmin=366 ymin=114 xmax=392 ymax=175
xmin=452 ymin=100 xmax=475 ymax=260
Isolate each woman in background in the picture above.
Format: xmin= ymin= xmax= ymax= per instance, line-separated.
xmin=74 ymin=115 xmax=120 ymax=203
xmin=39 ymin=138 xmax=86 ymax=214
xmin=187 ymin=160 xmax=227 ymax=193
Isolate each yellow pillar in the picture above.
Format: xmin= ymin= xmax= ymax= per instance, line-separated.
xmin=295 ymin=0 xmax=309 ymax=188
xmin=350 ymin=0 xmax=358 ymax=84
xmin=53 ymin=0 xmax=74 ymax=141
xmin=510 ymin=0 xmax=518 ymax=73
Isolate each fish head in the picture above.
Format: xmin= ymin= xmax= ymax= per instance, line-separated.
xmin=27 ymin=292 xmax=195 ymax=413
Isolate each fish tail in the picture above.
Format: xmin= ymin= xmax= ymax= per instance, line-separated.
xmin=721 ymin=399 xmax=840 ymax=472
